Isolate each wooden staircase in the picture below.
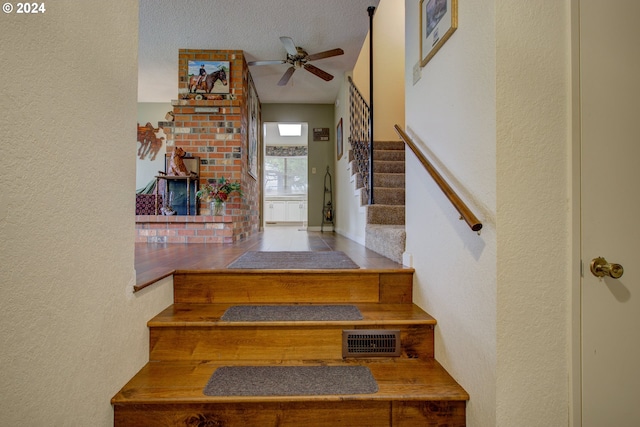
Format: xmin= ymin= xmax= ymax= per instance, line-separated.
xmin=112 ymin=268 xmax=468 ymax=426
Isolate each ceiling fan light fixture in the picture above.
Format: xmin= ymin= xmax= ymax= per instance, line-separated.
xmin=253 ymin=37 xmax=345 ymax=87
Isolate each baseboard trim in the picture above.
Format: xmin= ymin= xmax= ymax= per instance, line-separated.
xmin=307 ymin=225 xmax=334 ymax=232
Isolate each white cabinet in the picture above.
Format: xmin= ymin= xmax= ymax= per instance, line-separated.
xmin=265 ymin=201 xmax=286 ymax=222
xmin=286 ymin=200 xmax=307 ymax=222
xmin=265 ymin=199 xmax=306 ymax=222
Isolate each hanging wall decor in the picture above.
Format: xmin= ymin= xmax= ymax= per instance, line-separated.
xmin=247 ymin=75 xmax=259 ymax=179
xmin=336 ymin=118 xmax=343 ymax=160
xmin=420 ymin=0 xmax=458 ymax=67
xmin=187 ymin=60 xmax=230 ymax=94
xmin=313 ymin=128 xmax=330 ymax=141
xmin=137 ymin=122 xmax=164 ymax=161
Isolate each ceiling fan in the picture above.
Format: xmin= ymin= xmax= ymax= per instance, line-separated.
xmin=248 ymin=36 xmax=344 ymax=86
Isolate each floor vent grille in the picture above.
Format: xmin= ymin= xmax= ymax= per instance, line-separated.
xmin=342 ymin=330 xmax=401 ymax=358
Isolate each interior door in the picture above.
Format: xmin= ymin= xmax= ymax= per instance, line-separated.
xmin=580 ymin=1 xmax=640 ymax=425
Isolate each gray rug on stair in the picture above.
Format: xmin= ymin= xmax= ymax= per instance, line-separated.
xmin=227 ymin=251 xmax=360 ymax=269
xmin=221 ymin=305 xmax=363 ymax=322
xmin=203 ymin=366 xmax=378 ymax=396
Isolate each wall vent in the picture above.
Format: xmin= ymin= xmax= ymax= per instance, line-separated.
xmin=342 ymin=330 xmax=401 ymax=358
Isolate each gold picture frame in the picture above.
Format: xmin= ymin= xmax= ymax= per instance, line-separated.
xmin=247 ymin=75 xmax=259 ymax=180
xmin=420 ymin=0 xmax=458 ymax=67
xmin=336 ymin=118 xmax=343 ymax=161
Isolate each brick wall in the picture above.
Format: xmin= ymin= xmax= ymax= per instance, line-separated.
xmin=136 ymin=214 xmax=238 ymax=244
xmin=141 ymin=49 xmax=260 ymax=243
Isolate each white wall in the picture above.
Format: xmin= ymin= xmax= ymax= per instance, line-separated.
xmin=404 ymin=1 xmax=497 ymax=425
xmin=0 ymin=2 xmax=173 ymax=425
xmin=495 ymin=1 xmax=571 ymax=425
xmin=353 ymin=0 xmax=405 ymax=141
xmin=404 ymin=1 xmax=571 ymax=426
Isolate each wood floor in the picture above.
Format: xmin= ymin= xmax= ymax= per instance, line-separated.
xmin=135 ymin=225 xmax=407 ymax=291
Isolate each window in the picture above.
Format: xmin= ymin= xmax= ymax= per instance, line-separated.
xmin=264 ymin=156 xmax=307 ymax=196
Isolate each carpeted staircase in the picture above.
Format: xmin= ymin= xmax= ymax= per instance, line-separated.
xmin=351 ymin=140 xmax=407 ymax=264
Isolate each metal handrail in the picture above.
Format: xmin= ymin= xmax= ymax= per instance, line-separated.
xmin=394 ymin=125 xmax=483 ymax=233
xmin=347 ymin=76 xmax=372 ymax=203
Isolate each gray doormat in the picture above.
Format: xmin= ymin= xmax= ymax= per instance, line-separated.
xmin=203 ymin=366 xmax=378 ymax=396
xmin=227 ymin=251 xmax=360 ymax=269
xmin=221 ymin=305 xmax=363 ymax=322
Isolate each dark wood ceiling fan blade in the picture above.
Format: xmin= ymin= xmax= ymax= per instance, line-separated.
xmin=278 ymin=66 xmax=296 ymax=86
xmin=303 ymin=64 xmax=334 ymax=81
xmin=248 ymin=60 xmax=286 ymax=66
xmin=279 ymin=37 xmax=298 ymax=56
xmin=306 ymin=48 xmax=344 ymax=61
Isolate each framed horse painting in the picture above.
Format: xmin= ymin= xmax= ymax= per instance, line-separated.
xmin=420 ymin=0 xmax=458 ymax=67
xmin=187 ymin=61 xmax=230 ymax=94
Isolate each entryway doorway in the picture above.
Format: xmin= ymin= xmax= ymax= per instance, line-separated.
xmin=262 ymin=122 xmax=309 ymax=228
xmin=579 ymin=1 xmax=640 ymax=425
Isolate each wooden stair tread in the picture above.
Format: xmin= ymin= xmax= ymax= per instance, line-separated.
xmin=111 ymin=358 xmax=469 ymax=405
xmin=148 ymin=303 xmax=437 ymax=327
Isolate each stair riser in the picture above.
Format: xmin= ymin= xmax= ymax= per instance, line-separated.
xmin=374 ymin=173 xmax=405 ymax=188
xmin=173 ymin=272 xmax=414 ymax=304
xmin=362 ymin=192 xmax=405 ymax=207
xmin=366 ymin=205 xmax=405 ymax=225
xmin=366 ymin=226 xmax=407 ymax=265
xmin=365 ymin=188 xmax=405 ymax=206
xmin=374 ymin=140 xmax=405 ymax=151
xmin=149 ymin=325 xmax=434 ymax=361
xmin=354 ymin=169 xmax=364 ymax=189
xmin=114 ymin=401 xmax=465 ymax=427
xmin=374 ymin=161 xmax=405 ymax=174
xmin=374 ymin=150 xmax=405 ymax=161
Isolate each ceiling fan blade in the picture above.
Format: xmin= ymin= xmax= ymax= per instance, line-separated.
xmin=279 ymin=36 xmax=298 ymax=56
xmin=303 ymin=64 xmax=334 ymax=82
xmin=278 ymin=66 xmax=296 ymax=86
xmin=248 ymin=60 xmax=286 ymax=66
xmin=306 ymin=48 xmax=345 ymax=62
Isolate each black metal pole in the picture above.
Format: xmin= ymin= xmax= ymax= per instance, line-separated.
xmin=367 ymin=6 xmax=375 ymax=205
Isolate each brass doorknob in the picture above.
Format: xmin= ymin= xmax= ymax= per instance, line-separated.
xmin=590 ymin=257 xmax=624 ymax=279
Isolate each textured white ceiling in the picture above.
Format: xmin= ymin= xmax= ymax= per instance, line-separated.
xmin=139 ymin=0 xmax=380 ymax=104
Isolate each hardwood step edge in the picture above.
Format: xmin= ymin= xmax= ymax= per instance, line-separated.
xmin=173 ymin=268 xmax=415 ymax=275
xmin=111 ymin=359 xmax=469 ymax=405
xmin=134 ymin=269 xmax=175 ymax=292
xmin=147 ymin=303 xmax=436 ymax=328
xmin=149 ymin=320 xmax=434 ymax=328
